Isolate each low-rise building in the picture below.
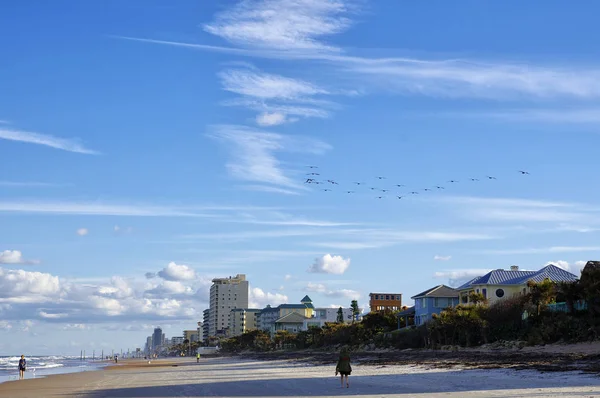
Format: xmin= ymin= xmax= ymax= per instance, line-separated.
xmin=412 ymin=285 xmax=459 ymax=325
xmin=303 ymin=307 xmax=359 ymax=329
xmin=258 ymin=296 xmax=315 ymax=334
xmin=369 ymin=292 xmax=402 ymax=312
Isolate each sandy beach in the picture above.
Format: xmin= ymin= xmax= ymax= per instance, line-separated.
xmin=1 ymin=351 xmax=600 ymax=398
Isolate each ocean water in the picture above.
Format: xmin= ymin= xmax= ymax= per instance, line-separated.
xmin=0 ymin=355 xmax=107 ymax=383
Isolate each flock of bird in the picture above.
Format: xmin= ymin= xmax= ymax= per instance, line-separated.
xmin=303 ymin=166 xmax=530 ymax=199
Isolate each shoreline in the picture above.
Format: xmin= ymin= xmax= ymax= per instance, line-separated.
xmin=0 ymin=353 xmax=599 ymax=397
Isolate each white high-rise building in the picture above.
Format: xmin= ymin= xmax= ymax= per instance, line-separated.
xmin=209 ymin=274 xmax=249 ymax=337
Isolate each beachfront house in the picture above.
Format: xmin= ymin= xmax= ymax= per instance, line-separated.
xmin=274 ymin=312 xmax=309 ymax=333
xmin=412 ymin=285 xmax=460 ymax=325
xmin=457 ymin=264 xmax=579 ymax=305
xmin=258 ymin=296 xmax=316 ymax=334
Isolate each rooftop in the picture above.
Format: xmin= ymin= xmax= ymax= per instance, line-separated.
xmin=411 ymin=285 xmax=459 ymax=299
xmin=275 ymin=312 xmax=309 ymax=324
xmin=457 ymin=264 xmax=578 ymax=290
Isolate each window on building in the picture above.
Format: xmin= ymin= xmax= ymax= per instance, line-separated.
xmin=385 ymin=295 xmax=389 ymax=300
xmin=482 ymin=289 xmax=487 ymax=298
xmin=423 ymin=299 xmax=427 ymax=308
xmin=496 ymin=288 xmax=505 ymax=298
xmin=396 ymin=295 xmax=400 ymax=300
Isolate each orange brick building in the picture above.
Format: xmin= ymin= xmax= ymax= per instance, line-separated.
xmin=369 ymin=293 xmax=402 ymax=313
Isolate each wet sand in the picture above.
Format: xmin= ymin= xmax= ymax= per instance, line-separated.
xmin=1 ymin=353 xmax=600 ymax=397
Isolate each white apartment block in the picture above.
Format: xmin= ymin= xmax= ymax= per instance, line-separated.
xmin=229 ymin=308 xmax=261 ymax=337
xmin=209 ymin=274 xmax=249 ymax=337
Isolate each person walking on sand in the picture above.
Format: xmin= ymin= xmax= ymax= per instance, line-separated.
xmin=18 ymin=355 xmax=26 ymax=380
xmin=335 ymin=347 xmax=352 ymax=388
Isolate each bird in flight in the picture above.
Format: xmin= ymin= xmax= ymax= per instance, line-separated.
xmin=346 ymin=191 xmax=355 ymax=194
xmin=304 ymin=178 xmax=314 ymax=184
xmin=353 ymin=182 xmax=364 ymax=185
xmin=306 ymin=172 xmax=319 ymax=176
xmin=448 ymin=180 xmax=458 ymax=183
xmin=397 ymin=196 xmax=404 ymax=199
xmin=410 ymin=191 xmax=419 ymax=194
xmin=307 ymin=166 xmax=318 ymax=169
xmin=327 ymin=180 xmax=339 ymax=185
xmin=518 ymin=170 xmax=530 ymax=175
xmin=435 ymin=186 xmax=445 ymax=189
xmin=423 ymin=188 xmax=432 ymax=192
xmin=376 ymin=176 xmax=386 ymax=180
xmin=322 ymin=188 xmax=332 ymax=192
xmin=469 ymin=178 xmax=479 ymax=182
xmin=487 ymin=176 xmax=497 ymax=180
xmin=381 ymin=189 xmax=389 ymax=192
xmin=376 ymin=196 xmax=384 ymax=199
xmin=370 ymin=187 xmax=377 ymax=190
xmin=396 ymin=184 xmax=406 ymax=188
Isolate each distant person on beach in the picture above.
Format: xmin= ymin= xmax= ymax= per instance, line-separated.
xmin=196 ymin=353 xmax=200 ymax=363
xmin=114 ymin=355 xmax=118 ymax=363
xmin=335 ymin=347 xmax=352 ymax=388
xmin=18 ymin=355 xmax=26 ymax=380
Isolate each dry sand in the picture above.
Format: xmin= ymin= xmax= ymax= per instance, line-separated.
xmin=1 ymin=355 xmax=600 ymax=398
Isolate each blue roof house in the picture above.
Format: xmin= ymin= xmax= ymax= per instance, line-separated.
xmin=457 ymin=264 xmax=579 ymax=305
xmin=412 ymin=285 xmax=459 ymax=326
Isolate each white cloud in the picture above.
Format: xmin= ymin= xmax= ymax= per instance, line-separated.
xmin=480 ymin=246 xmax=600 ymax=255
xmin=307 ymin=254 xmax=350 ymax=275
xmin=207 ymin=124 xmax=330 ymax=190
xmin=203 ymin=0 xmax=353 ymax=53
xmin=249 ymin=287 xmax=288 ymax=308
xmin=0 ymin=268 xmax=61 ymax=303
xmin=0 ymin=200 xmax=263 ymax=217
xmin=0 ymin=181 xmax=65 ymax=187
xmin=256 ymin=112 xmax=288 ymax=126
xmin=284 ymin=274 xmax=292 ymax=281
xmin=305 ymin=282 xmax=360 ymax=299
xmin=0 ymin=127 xmax=98 ymax=154
xmin=433 ymin=268 xmax=493 ymax=288
xmin=456 ymin=108 xmax=600 ymax=125
xmin=157 ymin=262 xmax=196 ymax=281
xmin=76 ymin=228 xmax=89 ymax=236
xmin=241 ymin=184 xmax=302 ymax=195
xmin=0 ymin=250 xmax=39 ymax=265
xmin=219 ymin=68 xmax=328 ymax=100
xmin=440 ymin=196 xmax=598 ymax=224
xmin=434 ymin=255 xmax=452 ymax=261
xmin=546 ymin=260 xmax=587 ymax=275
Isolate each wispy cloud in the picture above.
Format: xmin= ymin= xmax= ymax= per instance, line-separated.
xmin=434 ymin=255 xmax=452 ymax=261
xmin=207 ymin=124 xmax=330 ymax=191
xmin=202 ymin=0 xmax=354 ymax=53
xmin=0 ymin=181 xmax=68 ymax=188
xmin=310 ymin=229 xmax=495 ymax=250
xmin=448 ymin=108 xmax=600 ymax=124
xmin=0 ymin=127 xmax=98 ymax=154
xmin=0 ymin=200 xmax=253 ymax=217
xmin=440 ymin=196 xmax=600 ymax=224
xmin=305 ymin=282 xmax=360 ymax=299
xmin=433 ymin=268 xmax=492 ymax=288
xmin=218 ymin=68 xmax=334 ymax=126
xmin=480 ymin=246 xmax=600 ymax=255
xmin=241 ymin=184 xmax=302 ymax=195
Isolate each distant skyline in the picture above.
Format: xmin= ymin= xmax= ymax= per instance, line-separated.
xmin=2 ymin=0 xmax=600 ymax=354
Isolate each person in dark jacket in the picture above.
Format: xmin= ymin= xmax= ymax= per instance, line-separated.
xmin=335 ymin=347 xmax=352 ymax=388
xmin=18 ymin=355 xmax=26 ymax=380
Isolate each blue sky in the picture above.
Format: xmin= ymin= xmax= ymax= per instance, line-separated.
xmin=2 ymin=0 xmax=600 ymax=354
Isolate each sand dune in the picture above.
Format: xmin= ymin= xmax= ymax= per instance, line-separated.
xmin=0 ymin=356 xmax=599 ymax=397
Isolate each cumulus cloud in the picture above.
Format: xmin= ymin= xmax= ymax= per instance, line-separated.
xmin=307 ymin=254 xmax=350 ymax=275
xmin=284 ymin=274 xmax=292 ymax=281
xmin=0 ymin=250 xmax=39 ymax=265
xmin=157 ymin=262 xmax=196 ymax=281
xmin=249 ymin=287 xmax=288 ymax=308
xmin=305 ymin=282 xmax=360 ymax=299
xmin=0 ymin=268 xmax=60 ymax=303
xmin=546 ymin=260 xmax=587 ymax=276
xmin=434 ymin=255 xmax=452 ymax=261
xmin=76 ymin=228 xmax=89 ymax=236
